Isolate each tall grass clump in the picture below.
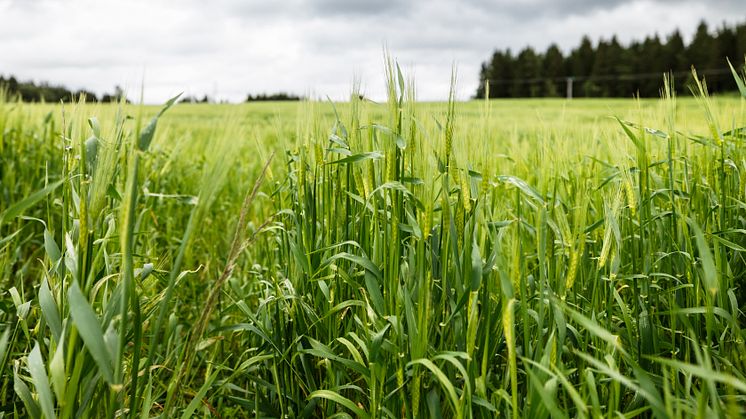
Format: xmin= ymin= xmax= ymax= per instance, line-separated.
xmin=1 ymin=58 xmax=746 ymax=418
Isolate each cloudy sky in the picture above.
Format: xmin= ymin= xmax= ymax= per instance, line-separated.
xmin=0 ymin=0 xmax=742 ymax=102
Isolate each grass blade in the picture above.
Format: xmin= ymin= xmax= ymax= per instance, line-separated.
xmin=28 ymin=343 xmax=56 ymax=419
xmin=67 ymin=281 xmax=115 ymax=384
xmin=0 ymin=179 xmax=64 ymax=225
xmin=309 ymin=389 xmax=370 ymax=419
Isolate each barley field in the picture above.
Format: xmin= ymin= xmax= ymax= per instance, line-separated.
xmin=2 ymin=65 xmax=746 ymax=418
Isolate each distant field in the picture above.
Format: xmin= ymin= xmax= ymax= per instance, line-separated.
xmin=2 ymin=77 xmax=746 ymax=418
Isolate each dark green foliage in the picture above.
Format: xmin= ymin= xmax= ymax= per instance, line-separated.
xmin=246 ymin=92 xmax=303 ymax=102
xmin=477 ymin=19 xmax=746 ymax=98
xmin=0 ymin=75 xmax=97 ymax=103
xmin=0 ymin=76 xmax=129 ymax=103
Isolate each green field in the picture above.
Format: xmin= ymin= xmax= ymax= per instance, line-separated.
xmin=2 ymin=69 xmax=746 ymax=418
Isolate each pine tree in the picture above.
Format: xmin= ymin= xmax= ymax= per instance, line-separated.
xmin=486 ymin=49 xmax=515 ymax=98
xmin=737 ymin=22 xmax=746 ymax=64
xmin=513 ymin=47 xmax=541 ymax=97
xmin=637 ymin=35 xmax=664 ymax=96
xmin=569 ymin=36 xmax=595 ymax=96
xmin=475 ymin=19 xmax=746 ymax=98
xmin=543 ymin=44 xmax=565 ymax=97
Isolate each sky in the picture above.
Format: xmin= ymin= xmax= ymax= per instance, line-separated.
xmin=0 ymin=0 xmax=743 ymax=103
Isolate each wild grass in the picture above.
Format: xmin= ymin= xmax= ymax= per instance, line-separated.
xmin=1 ymin=61 xmax=746 ymax=418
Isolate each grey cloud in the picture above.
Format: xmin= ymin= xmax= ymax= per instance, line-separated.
xmin=1 ymin=0 xmax=46 ymax=10
xmin=451 ymin=0 xmax=741 ymax=20
xmin=215 ymin=0 xmax=302 ymax=16
xmin=307 ymin=0 xmax=411 ymax=16
xmin=0 ymin=0 xmax=742 ymax=103
xmin=458 ymin=0 xmax=626 ymax=18
xmin=204 ymin=0 xmax=410 ymax=22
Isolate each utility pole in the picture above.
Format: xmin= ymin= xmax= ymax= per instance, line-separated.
xmin=566 ymin=77 xmax=574 ymax=100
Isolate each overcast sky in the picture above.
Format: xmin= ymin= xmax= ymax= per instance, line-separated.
xmin=0 ymin=0 xmax=742 ymax=103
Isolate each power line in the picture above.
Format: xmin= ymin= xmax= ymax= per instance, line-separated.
xmin=483 ymin=68 xmax=736 ymax=99
xmin=484 ymin=68 xmax=733 ymax=86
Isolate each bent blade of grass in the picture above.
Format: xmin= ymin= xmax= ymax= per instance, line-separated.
xmin=327 ymin=151 xmax=383 ymax=165
xmin=309 ymin=389 xmax=370 ymax=419
xmin=497 ymin=175 xmax=545 ymax=204
xmin=524 ymin=366 xmax=567 ymax=419
xmin=321 ymin=252 xmax=382 ymax=280
xmin=651 ymin=357 xmax=746 ymax=393
xmin=0 ymin=179 xmax=64 ymax=225
xmin=615 ymin=117 xmax=643 ymax=151
xmin=408 ymin=358 xmax=461 ymax=418
xmin=574 ymin=351 xmax=666 ymax=417
xmin=552 ymin=366 xmax=588 ymax=416
xmin=0 ymin=229 xmax=21 ymax=247
xmin=561 ymin=299 xmax=625 ymax=355
xmin=137 ymin=93 xmax=181 ymax=151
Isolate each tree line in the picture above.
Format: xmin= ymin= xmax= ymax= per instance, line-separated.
xmin=178 ymin=92 xmax=302 ymax=103
xmin=246 ymin=92 xmax=302 ymax=102
xmin=0 ymin=74 xmax=306 ymax=104
xmin=476 ymin=20 xmax=746 ymax=98
xmin=0 ymin=76 xmax=129 ymax=103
